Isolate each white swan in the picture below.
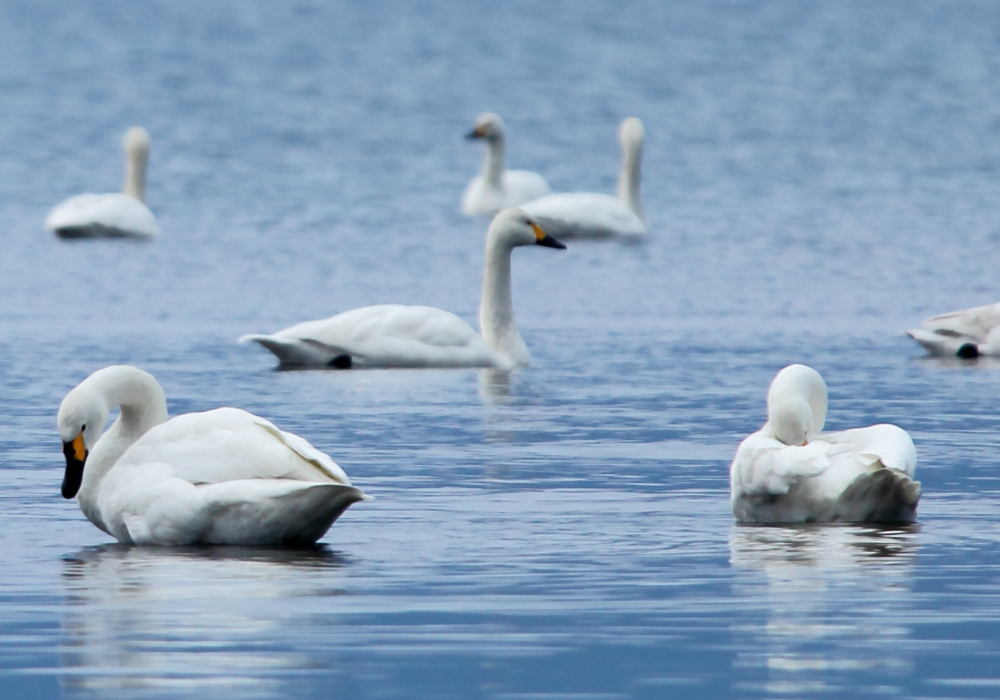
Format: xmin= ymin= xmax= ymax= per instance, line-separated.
xmin=906 ymin=301 xmax=1000 ymax=358
xmin=730 ymin=364 xmax=920 ymax=524
xmin=57 ymin=365 xmax=367 ymax=545
xmin=241 ymin=208 xmax=566 ymax=369
xmin=521 ymin=118 xmax=645 ymax=239
xmin=45 ymin=127 xmax=160 ymax=239
xmin=462 ymin=113 xmax=551 ymax=217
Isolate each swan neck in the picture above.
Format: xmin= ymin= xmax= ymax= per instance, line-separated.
xmin=482 ymin=135 xmax=506 ymax=189
xmin=479 ymin=239 xmax=527 ymax=366
xmin=617 ymin=137 xmax=643 ymax=221
xmin=124 ymin=145 xmax=148 ymax=202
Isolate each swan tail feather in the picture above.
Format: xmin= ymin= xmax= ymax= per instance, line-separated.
xmin=837 ymin=467 xmax=920 ymax=524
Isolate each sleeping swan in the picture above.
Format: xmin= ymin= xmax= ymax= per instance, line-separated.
xmin=906 ymin=301 xmax=1000 ymax=358
xmin=241 ymin=208 xmax=566 ymax=369
xmin=521 ymin=118 xmax=645 ymax=239
xmin=57 ymin=365 xmax=367 ymax=545
xmin=462 ymin=113 xmax=551 ymax=217
xmin=45 ymin=127 xmax=160 ymax=239
xmin=730 ymin=364 xmax=920 ymax=524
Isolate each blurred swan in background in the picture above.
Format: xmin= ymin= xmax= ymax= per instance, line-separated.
xmin=906 ymin=301 xmax=1000 ymax=358
xmin=730 ymin=364 xmax=920 ymax=524
xmin=57 ymin=365 xmax=367 ymax=545
xmin=522 ymin=117 xmax=646 ymax=239
xmin=45 ymin=127 xmax=160 ymax=239
xmin=462 ymin=113 xmax=551 ymax=217
xmin=241 ymin=208 xmax=566 ymax=370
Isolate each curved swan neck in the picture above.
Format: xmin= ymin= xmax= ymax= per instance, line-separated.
xmin=479 ymin=236 xmax=527 ymax=367
xmin=123 ymin=129 xmax=150 ymax=203
xmin=482 ymin=135 xmax=506 ymax=189
xmin=617 ymin=130 xmax=644 ymax=221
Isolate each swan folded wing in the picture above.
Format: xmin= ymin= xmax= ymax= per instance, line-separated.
xmin=115 ymin=407 xmax=349 ymax=486
xmin=503 ymin=170 xmax=552 ymax=206
xmin=921 ymin=302 xmax=1000 ymax=341
xmin=820 ymin=424 xmax=917 ymax=477
xmin=522 ymin=193 xmax=645 ymax=238
xmin=45 ymin=193 xmax=159 ymax=237
xmin=731 ymin=434 xmax=832 ymax=497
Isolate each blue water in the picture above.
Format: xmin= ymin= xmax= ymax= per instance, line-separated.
xmin=2 ymin=0 xmax=1000 ymax=697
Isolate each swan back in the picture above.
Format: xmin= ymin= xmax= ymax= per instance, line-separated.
xmin=123 ymin=127 xmax=151 ymax=202
xmin=617 ymin=117 xmax=644 ymax=221
xmin=766 ymin=364 xmax=828 ymax=446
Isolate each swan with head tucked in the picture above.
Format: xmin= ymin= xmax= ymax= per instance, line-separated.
xmin=462 ymin=113 xmax=551 ymax=217
xmin=730 ymin=364 xmax=920 ymax=524
xmin=45 ymin=127 xmax=160 ymax=239
xmin=521 ymin=118 xmax=646 ymax=240
xmin=241 ymin=208 xmax=566 ymax=370
xmin=57 ymin=365 xmax=367 ymax=545
xmin=906 ymin=301 xmax=1000 ymax=358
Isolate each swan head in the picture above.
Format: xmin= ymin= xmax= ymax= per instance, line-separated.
xmin=57 ymin=386 xmax=109 ymax=500
xmin=123 ymin=127 xmax=151 ymax=156
xmin=466 ymin=113 xmax=506 ymax=142
xmin=488 ymin=208 xmax=566 ymax=250
xmin=765 ymin=364 xmax=828 ymax=446
xmin=619 ymin=117 xmax=644 ymax=149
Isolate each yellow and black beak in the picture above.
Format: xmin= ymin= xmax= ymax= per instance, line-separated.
xmin=532 ymin=222 xmax=567 ymax=249
xmin=61 ymin=433 xmax=87 ymax=499
xmin=465 ymin=125 xmax=486 ymax=140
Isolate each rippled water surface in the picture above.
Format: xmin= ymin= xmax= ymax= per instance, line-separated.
xmin=2 ymin=1 xmax=1000 ymax=698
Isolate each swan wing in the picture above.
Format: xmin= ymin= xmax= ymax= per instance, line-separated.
xmin=503 ymin=170 xmax=551 ymax=206
xmin=730 ymin=432 xmax=832 ymax=498
xmin=45 ymin=193 xmax=160 ymax=237
xmin=820 ymin=424 xmax=917 ymax=478
xmin=522 ymin=193 xmax=646 ymax=239
xmin=921 ymin=302 xmax=1000 ymax=341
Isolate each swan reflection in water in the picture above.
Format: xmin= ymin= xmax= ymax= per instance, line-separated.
xmin=60 ymin=544 xmax=349 ymax=698
xmin=729 ymin=524 xmax=919 ymax=697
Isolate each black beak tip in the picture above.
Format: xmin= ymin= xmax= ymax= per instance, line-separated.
xmin=537 ymin=235 xmax=567 ymax=250
xmin=465 ymin=130 xmax=481 ymax=140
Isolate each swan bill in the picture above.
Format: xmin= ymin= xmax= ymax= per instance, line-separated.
xmin=465 ymin=126 xmax=485 ymax=140
xmin=534 ymin=229 xmax=567 ymax=250
xmin=61 ymin=433 xmax=87 ymax=499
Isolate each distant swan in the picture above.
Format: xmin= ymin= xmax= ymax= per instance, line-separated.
xmin=57 ymin=365 xmax=367 ymax=545
xmin=462 ymin=113 xmax=551 ymax=217
xmin=730 ymin=364 xmax=920 ymax=524
xmin=241 ymin=208 xmax=566 ymax=369
xmin=45 ymin=127 xmax=160 ymax=239
xmin=906 ymin=301 xmax=1000 ymax=358
xmin=522 ymin=118 xmax=645 ymax=239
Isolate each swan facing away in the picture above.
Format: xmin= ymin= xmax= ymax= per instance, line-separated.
xmin=730 ymin=364 xmax=920 ymax=524
xmin=45 ymin=127 xmax=160 ymax=239
xmin=906 ymin=302 xmax=1000 ymax=358
xmin=521 ymin=118 xmax=646 ymax=240
xmin=57 ymin=366 xmax=367 ymax=545
xmin=241 ymin=208 xmax=566 ymax=370
xmin=462 ymin=113 xmax=551 ymax=217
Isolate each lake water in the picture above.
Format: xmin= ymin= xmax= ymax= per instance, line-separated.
xmin=2 ymin=1 xmax=1000 ymax=697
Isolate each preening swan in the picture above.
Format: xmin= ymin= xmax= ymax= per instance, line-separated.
xmin=730 ymin=364 xmax=920 ymax=524
xmin=462 ymin=113 xmax=551 ymax=217
xmin=45 ymin=127 xmax=160 ymax=239
xmin=241 ymin=208 xmax=566 ymax=370
xmin=521 ymin=118 xmax=645 ymax=239
xmin=57 ymin=365 xmax=367 ymax=545
xmin=906 ymin=301 xmax=1000 ymax=358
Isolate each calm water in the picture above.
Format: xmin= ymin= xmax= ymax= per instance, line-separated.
xmin=2 ymin=1 xmax=1000 ymax=697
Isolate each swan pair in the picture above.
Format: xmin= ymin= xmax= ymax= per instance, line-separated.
xmin=57 ymin=365 xmax=367 ymax=546
xmin=463 ymin=114 xmax=647 ymax=239
xmin=731 ymin=364 xmax=920 ymax=524
xmin=906 ymin=301 xmax=1000 ymax=358
xmin=45 ymin=127 xmax=160 ymax=239
xmin=241 ymin=208 xmax=566 ymax=369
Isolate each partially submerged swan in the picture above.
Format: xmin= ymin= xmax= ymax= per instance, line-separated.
xmin=241 ymin=208 xmax=566 ymax=369
xmin=45 ymin=127 xmax=160 ymax=239
xmin=730 ymin=364 xmax=920 ymax=524
xmin=57 ymin=365 xmax=367 ymax=545
xmin=906 ymin=301 xmax=1000 ymax=358
xmin=462 ymin=113 xmax=551 ymax=217
xmin=522 ymin=118 xmax=645 ymax=239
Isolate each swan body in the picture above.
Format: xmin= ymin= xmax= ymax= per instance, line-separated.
xmin=462 ymin=113 xmax=551 ymax=217
xmin=521 ymin=118 xmax=646 ymax=239
xmin=45 ymin=127 xmax=160 ymax=239
xmin=241 ymin=208 xmax=566 ymax=370
xmin=906 ymin=302 xmax=1000 ymax=358
xmin=730 ymin=364 xmax=920 ymax=524
xmin=57 ymin=366 xmax=366 ymax=545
